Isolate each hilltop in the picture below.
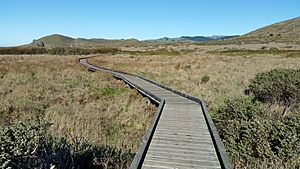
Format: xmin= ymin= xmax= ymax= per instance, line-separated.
xmin=37 ymin=34 xmax=75 ymax=47
xmin=245 ymin=16 xmax=300 ymax=37
xmin=32 ymin=34 xmax=140 ymax=48
xmin=232 ymin=16 xmax=300 ymax=43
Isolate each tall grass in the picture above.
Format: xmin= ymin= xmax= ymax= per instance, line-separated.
xmin=0 ymin=55 xmax=155 ymax=167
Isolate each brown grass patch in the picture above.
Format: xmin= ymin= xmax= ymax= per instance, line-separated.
xmin=0 ymin=55 xmax=155 ymax=151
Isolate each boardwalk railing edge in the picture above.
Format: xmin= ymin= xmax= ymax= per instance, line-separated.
xmin=79 ymin=57 xmax=232 ymax=169
xmin=136 ymin=76 xmax=232 ymax=169
xmin=129 ymin=100 xmax=165 ymax=169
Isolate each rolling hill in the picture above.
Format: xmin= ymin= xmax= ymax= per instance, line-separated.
xmin=32 ymin=34 xmax=140 ymax=48
xmin=37 ymin=34 xmax=75 ymax=47
xmin=232 ymin=16 xmax=300 ymax=43
xmin=31 ymin=34 xmax=238 ymax=47
xmin=245 ymin=16 xmax=300 ymax=37
xmin=181 ymin=35 xmax=238 ymax=41
xmin=30 ymin=17 xmax=300 ymax=48
xmin=144 ymin=35 xmax=238 ymax=43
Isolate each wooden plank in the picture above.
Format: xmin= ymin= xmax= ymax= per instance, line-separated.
xmin=123 ymin=72 xmax=222 ymax=168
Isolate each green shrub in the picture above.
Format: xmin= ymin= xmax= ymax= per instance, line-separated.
xmin=246 ymin=69 xmax=300 ymax=116
xmin=215 ymin=96 xmax=300 ymax=168
xmin=0 ymin=119 xmax=50 ymax=168
xmin=101 ymin=86 xmax=128 ymax=96
xmin=216 ymin=96 xmax=264 ymax=122
xmin=214 ymin=69 xmax=300 ymax=168
xmin=201 ymin=75 xmax=210 ymax=84
xmin=0 ymin=119 xmax=134 ymax=169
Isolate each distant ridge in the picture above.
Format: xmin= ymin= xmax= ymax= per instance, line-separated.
xmin=244 ymin=16 xmax=300 ymax=37
xmin=181 ymin=35 xmax=238 ymax=41
xmin=232 ymin=16 xmax=300 ymax=43
xmin=144 ymin=35 xmax=238 ymax=43
xmin=33 ymin=34 xmax=140 ymax=48
xmin=29 ymin=16 xmax=300 ymax=48
xmin=32 ymin=34 xmax=238 ymax=47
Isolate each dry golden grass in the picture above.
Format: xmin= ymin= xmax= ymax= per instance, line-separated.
xmin=90 ymin=44 xmax=300 ymax=112
xmin=0 ymin=55 xmax=155 ymax=151
xmin=1 ymin=43 xmax=300 ymax=168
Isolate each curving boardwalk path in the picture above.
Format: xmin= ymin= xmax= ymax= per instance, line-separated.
xmin=79 ymin=58 xmax=231 ymax=169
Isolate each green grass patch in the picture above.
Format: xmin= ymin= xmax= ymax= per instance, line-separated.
xmin=100 ymin=86 xmax=129 ymax=96
xmin=201 ymin=75 xmax=210 ymax=84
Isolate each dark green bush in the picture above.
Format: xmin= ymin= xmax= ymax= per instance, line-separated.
xmin=0 ymin=120 xmax=50 ymax=168
xmin=216 ymin=96 xmax=264 ymax=122
xmin=0 ymin=119 xmax=134 ymax=169
xmin=201 ymin=75 xmax=210 ymax=84
xmin=215 ymin=96 xmax=300 ymax=168
xmin=246 ymin=69 xmax=300 ymax=116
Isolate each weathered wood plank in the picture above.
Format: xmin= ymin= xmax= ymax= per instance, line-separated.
xmin=121 ymin=71 xmax=221 ymax=167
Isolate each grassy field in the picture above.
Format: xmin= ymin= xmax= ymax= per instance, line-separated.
xmin=0 ymin=55 xmax=155 ymax=168
xmin=90 ymin=45 xmax=300 ymax=112
xmin=88 ymin=43 xmax=300 ymax=168
xmin=1 ymin=43 xmax=299 ymax=168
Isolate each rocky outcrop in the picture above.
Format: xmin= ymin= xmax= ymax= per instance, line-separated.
xmin=32 ymin=39 xmax=45 ymax=47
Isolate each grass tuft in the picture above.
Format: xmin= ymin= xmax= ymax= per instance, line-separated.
xmin=101 ymin=86 xmax=129 ymax=96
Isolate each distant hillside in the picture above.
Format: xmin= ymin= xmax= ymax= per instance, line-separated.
xmin=181 ymin=35 xmax=238 ymax=41
xmin=180 ymin=36 xmax=211 ymax=41
xmin=208 ymin=35 xmax=239 ymax=40
xmin=232 ymin=16 xmax=300 ymax=44
xmin=32 ymin=34 xmax=140 ymax=48
xmin=145 ymin=35 xmax=238 ymax=43
xmin=37 ymin=34 xmax=75 ymax=47
xmin=245 ymin=16 xmax=300 ymax=37
xmin=30 ymin=34 xmax=238 ymax=47
xmin=144 ymin=37 xmax=188 ymax=43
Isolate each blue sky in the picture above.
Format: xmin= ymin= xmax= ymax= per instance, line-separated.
xmin=0 ymin=0 xmax=299 ymax=46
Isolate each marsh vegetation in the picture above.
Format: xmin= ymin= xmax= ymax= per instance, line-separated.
xmin=0 ymin=55 xmax=155 ymax=168
xmin=1 ymin=43 xmax=300 ymax=168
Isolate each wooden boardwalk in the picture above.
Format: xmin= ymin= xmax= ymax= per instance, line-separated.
xmin=79 ymin=58 xmax=231 ymax=169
